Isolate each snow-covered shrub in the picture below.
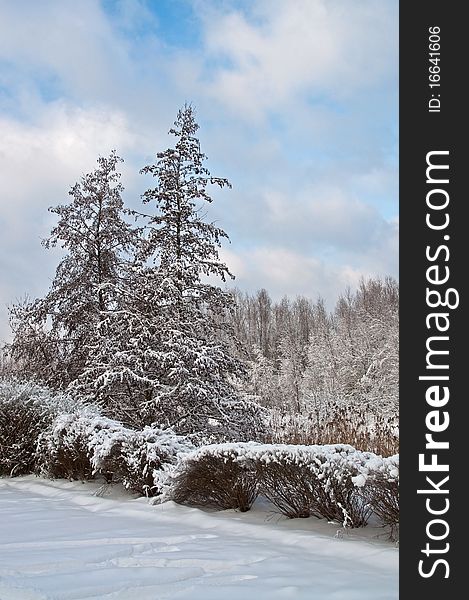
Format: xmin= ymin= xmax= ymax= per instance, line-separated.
xmin=310 ymin=447 xmax=374 ymax=527
xmin=252 ymin=444 xmax=373 ymax=526
xmin=255 ymin=456 xmax=314 ymax=518
xmin=169 ymin=445 xmax=258 ymax=512
xmin=167 ymin=443 xmax=377 ymax=527
xmin=38 ymin=408 xmax=192 ymax=496
xmin=0 ymin=378 xmax=75 ymax=477
xmin=93 ymin=425 xmax=193 ymax=497
xmin=353 ymin=455 xmax=399 ymax=538
xmin=36 ymin=409 xmax=103 ymax=480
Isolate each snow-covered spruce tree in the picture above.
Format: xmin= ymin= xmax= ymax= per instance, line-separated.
xmin=8 ymin=152 xmax=136 ymax=388
xmin=76 ymin=105 xmax=262 ymax=440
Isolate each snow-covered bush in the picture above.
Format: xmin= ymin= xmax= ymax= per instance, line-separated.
xmin=252 ymin=444 xmax=373 ymax=527
xmin=168 ymin=443 xmax=379 ymax=527
xmin=169 ymin=445 xmax=258 ymax=512
xmin=38 ymin=408 xmax=193 ymax=496
xmin=0 ymin=379 xmax=75 ymax=477
xmin=353 ymin=454 xmax=399 ymax=538
xmin=37 ymin=409 xmax=103 ymax=480
xmin=255 ymin=455 xmax=314 ymax=519
xmin=92 ymin=425 xmax=193 ymax=497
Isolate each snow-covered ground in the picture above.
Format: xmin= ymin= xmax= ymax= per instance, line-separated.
xmin=0 ymin=477 xmax=398 ymax=600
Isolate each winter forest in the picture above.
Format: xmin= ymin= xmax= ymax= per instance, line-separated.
xmin=1 ymin=105 xmax=399 ymax=598
xmin=2 ymin=105 xmax=398 ymax=445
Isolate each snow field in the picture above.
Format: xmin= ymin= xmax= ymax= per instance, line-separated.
xmin=0 ymin=476 xmax=398 ymax=600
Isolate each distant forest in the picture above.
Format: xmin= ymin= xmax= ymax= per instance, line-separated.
xmin=229 ymin=277 xmax=398 ymax=421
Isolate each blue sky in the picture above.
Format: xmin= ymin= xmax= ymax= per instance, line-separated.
xmin=0 ymin=0 xmax=398 ymax=341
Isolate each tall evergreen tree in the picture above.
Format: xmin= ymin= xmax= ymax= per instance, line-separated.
xmin=77 ymin=106 xmax=260 ymax=439
xmin=8 ymin=151 xmax=135 ymax=388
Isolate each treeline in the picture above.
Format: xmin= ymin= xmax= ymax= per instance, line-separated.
xmin=229 ymin=278 xmax=398 ymax=421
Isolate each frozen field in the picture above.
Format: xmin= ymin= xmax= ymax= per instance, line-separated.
xmin=0 ymin=476 xmax=398 ymax=600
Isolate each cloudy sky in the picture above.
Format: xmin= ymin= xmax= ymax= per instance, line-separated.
xmin=0 ymin=0 xmax=398 ymax=342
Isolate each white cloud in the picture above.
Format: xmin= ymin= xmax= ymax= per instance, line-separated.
xmin=0 ymin=1 xmax=130 ymax=100
xmin=251 ymin=182 xmax=397 ymax=258
xmin=200 ymin=0 xmax=397 ymax=119
xmin=225 ymin=246 xmax=372 ymax=308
